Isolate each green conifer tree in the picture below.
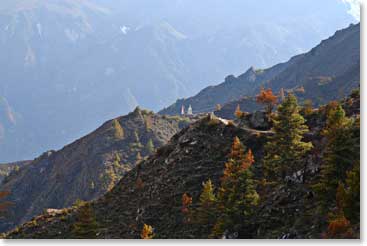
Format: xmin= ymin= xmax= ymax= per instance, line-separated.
xmin=112 ymin=119 xmax=124 ymax=139
xmin=263 ymin=93 xmax=313 ymax=182
xmin=314 ymin=104 xmax=359 ymax=209
xmin=146 ymin=139 xmax=155 ymax=154
xmin=331 ymin=162 xmax=360 ymax=224
xmin=211 ymin=138 xmax=259 ymax=238
xmin=71 ymin=203 xmax=99 ymax=239
xmin=342 ymin=163 xmax=360 ymax=223
xmin=194 ymin=179 xmax=217 ymax=236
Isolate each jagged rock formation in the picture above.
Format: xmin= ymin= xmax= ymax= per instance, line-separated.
xmin=0 ymin=108 xmax=194 ymax=233
xmin=160 ymin=23 xmax=360 ymax=116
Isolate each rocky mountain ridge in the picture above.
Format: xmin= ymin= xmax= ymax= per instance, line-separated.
xmin=159 ymin=23 xmax=360 ymax=116
xmin=0 ymin=108 xmax=194 ymax=233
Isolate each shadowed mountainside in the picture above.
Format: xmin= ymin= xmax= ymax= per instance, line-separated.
xmin=0 ymin=108 xmax=194 ymax=233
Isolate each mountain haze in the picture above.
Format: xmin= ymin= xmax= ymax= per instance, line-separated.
xmin=160 ymin=23 xmax=360 ymax=116
xmin=0 ymin=0 xmax=357 ymax=162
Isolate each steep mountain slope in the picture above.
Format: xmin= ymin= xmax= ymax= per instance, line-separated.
xmin=4 ymin=93 xmax=360 ymax=239
xmin=3 ymin=114 xmax=270 ymax=238
xmin=0 ymin=161 xmax=30 ymax=184
xmin=264 ymin=23 xmax=360 ymax=103
xmin=160 ymin=23 xmax=360 ymax=116
xmin=0 ymin=108 xmax=193 ymax=233
xmin=0 ymin=0 xmax=357 ymax=162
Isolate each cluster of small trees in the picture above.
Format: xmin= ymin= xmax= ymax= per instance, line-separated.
xmin=185 ymin=89 xmax=359 ymax=239
xmin=182 ymin=137 xmax=259 ymax=238
xmin=137 ymin=90 xmax=359 ymax=239
xmin=313 ymin=101 xmax=360 ymax=238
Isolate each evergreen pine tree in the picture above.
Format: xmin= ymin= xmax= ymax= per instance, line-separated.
xmin=211 ymin=138 xmax=259 ymax=238
xmin=263 ymin=93 xmax=312 ymax=182
xmin=146 ymin=139 xmax=155 ymax=154
xmin=194 ymin=179 xmax=217 ymax=236
xmin=314 ymin=104 xmax=358 ymax=209
xmin=333 ymin=162 xmax=360 ymax=224
xmin=342 ymin=163 xmax=360 ymax=223
xmin=71 ymin=203 xmax=99 ymax=239
xmin=112 ymin=119 xmax=124 ymax=139
xmin=186 ymin=138 xmax=259 ymax=238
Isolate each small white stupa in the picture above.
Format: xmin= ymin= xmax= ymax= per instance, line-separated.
xmin=181 ymin=105 xmax=185 ymax=115
xmin=187 ymin=105 xmax=193 ymax=115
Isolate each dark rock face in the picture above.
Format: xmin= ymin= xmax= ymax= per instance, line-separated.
xmin=0 ymin=109 xmax=193 ymax=233
xmin=242 ymin=111 xmax=271 ymax=130
xmin=160 ymin=23 xmax=360 ymax=116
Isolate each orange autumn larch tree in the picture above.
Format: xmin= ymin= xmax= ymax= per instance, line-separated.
xmin=229 ymin=136 xmax=245 ymax=160
xmin=256 ymin=87 xmax=278 ymax=115
xmin=181 ymin=193 xmax=192 ymax=214
xmin=211 ymin=137 xmax=259 ymax=238
xmin=181 ymin=192 xmax=193 ymax=224
xmin=234 ymin=104 xmax=244 ymax=118
xmin=141 ymin=224 xmax=155 ymax=239
xmin=324 ymin=215 xmax=354 ymax=239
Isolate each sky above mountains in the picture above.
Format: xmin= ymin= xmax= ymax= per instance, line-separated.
xmin=341 ymin=0 xmax=361 ymax=20
xmin=0 ymin=0 xmax=360 ymax=162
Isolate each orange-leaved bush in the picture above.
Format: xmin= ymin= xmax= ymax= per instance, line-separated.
xmin=141 ymin=224 xmax=154 ymax=239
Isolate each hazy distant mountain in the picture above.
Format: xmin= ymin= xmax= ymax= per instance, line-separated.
xmin=0 ymin=0 xmax=357 ymax=162
xmin=160 ymin=23 xmax=360 ymax=117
